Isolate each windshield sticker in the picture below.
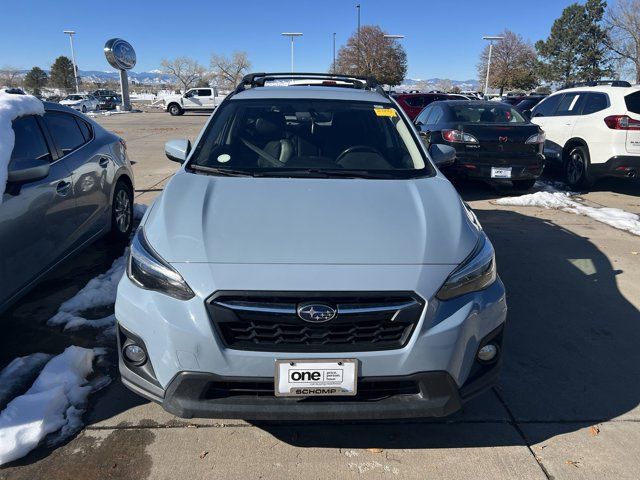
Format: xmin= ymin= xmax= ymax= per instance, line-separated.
xmin=374 ymin=108 xmax=397 ymax=117
xmin=217 ymin=154 xmax=231 ymax=163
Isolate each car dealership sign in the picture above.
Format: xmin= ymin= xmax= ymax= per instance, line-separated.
xmin=103 ymin=38 xmax=136 ymax=110
xmin=104 ymin=38 xmax=136 ymax=70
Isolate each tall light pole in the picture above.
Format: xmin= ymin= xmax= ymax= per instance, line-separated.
xmin=333 ymin=32 xmax=336 ymax=74
xmin=383 ymin=34 xmax=405 ymax=92
xmin=281 ymin=32 xmax=303 ymax=72
xmin=356 ymin=4 xmax=361 ymax=74
xmin=63 ymin=30 xmax=80 ymax=93
xmin=482 ymin=35 xmax=504 ymax=97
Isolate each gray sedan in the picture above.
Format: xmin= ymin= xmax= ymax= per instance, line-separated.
xmin=0 ymin=102 xmax=134 ymax=312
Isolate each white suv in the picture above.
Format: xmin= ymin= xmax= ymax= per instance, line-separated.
xmin=529 ymin=81 xmax=640 ymax=188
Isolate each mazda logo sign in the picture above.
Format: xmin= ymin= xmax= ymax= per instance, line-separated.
xmin=104 ymin=38 xmax=136 ymax=71
xmin=297 ymin=303 xmax=336 ymax=323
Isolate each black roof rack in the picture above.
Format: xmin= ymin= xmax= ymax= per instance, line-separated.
xmin=560 ymin=80 xmax=632 ymax=90
xmin=228 ymin=72 xmax=388 ymax=99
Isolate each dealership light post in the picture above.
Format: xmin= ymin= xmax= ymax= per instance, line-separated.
xmin=333 ymin=32 xmax=336 ymax=74
xmin=356 ymin=4 xmax=361 ymax=74
xmin=281 ymin=32 xmax=303 ymax=72
xmin=383 ymin=34 xmax=405 ymax=92
xmin=63 ymin=30 xmax=80 ymax=93
xmin=482 ymin=35 xmax=504 ymax=97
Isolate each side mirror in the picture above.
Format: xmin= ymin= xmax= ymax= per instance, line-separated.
xmin=522 ymin=109 xmax=532 ymax=119
xmin=8 ymin=158 xmax=50 ymax=183
xmin=429 ymin=144 xmax=456 ymax=168
xmin=415 ymin=121 xmax=423 ymax=127
xmin=165 ymin=139 xmax=191 ymax=164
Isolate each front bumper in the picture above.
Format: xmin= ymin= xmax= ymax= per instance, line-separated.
xmin=120 ymin=323 xmax=504 ymax=420
xmin=116 ymin=265 xmax=507 ymax=420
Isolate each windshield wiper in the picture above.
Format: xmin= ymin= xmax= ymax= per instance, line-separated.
xmin=258 ymin=168 xmax=397 ymax=179
xmin=189 ymin=165 xmax=255 ymax=177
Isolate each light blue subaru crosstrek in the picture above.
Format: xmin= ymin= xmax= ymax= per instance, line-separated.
xmin=115 ymin=73 xmax=507 ymax=420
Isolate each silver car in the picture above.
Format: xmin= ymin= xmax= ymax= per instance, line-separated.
xmin=0 ymin=102 xmax=134 ymax=312
xmin=117 ymin=73 xmax=506 ymax=420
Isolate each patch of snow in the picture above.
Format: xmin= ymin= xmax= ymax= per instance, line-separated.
xmin=0 ymin=354 xmax=52 ymax=408
xmin=496 ymin=187 xmax=640 ymax=236
xmin=47 ymin=257 xmax=125 ymax=330
xmin=0 ymin=346 xmax=98 ymax=465
xmin=0 ymin=92 xmax=44 ymax=203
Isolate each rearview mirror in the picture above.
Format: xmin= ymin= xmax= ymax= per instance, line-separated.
xmin=8 ymin=158 xmax=50 ymax=183
xmin=429 ymin=144 xmax=456 ymax=168
xmin=165 ymin=139 xmax=191 ymax=164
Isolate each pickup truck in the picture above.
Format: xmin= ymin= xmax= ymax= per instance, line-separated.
xmin=164 ymin=87 xmax=224 ymax=115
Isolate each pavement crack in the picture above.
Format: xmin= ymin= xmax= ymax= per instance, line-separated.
xmin=492 ymin=387 xmax=553 ymax=480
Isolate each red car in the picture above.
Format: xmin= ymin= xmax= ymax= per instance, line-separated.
xmin=393 ymin=93 xmax=467 ymax=120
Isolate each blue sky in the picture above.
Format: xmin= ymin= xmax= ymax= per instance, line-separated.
xmin=0 ymin=0 xmax=590 ymax=80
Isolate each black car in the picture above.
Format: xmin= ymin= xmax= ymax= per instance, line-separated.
xmin=514 ymin=95 xmax=547 ymax=112
xmin=97 ymin=95 xmax=122 ymax=111
xmin=414 ymin=100 xmax=545 ymax=189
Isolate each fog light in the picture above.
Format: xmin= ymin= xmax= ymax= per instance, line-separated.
xmin=477 ymin=344 xmax=498 ymax=362
xmin=123 ymin=344 xmax=147 ymax=365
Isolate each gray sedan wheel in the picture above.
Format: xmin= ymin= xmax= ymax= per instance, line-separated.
xmin=110 ymin=181 xmax=133 ymax=241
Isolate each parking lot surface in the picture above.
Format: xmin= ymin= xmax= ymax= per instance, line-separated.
xmin=1 ymin=111 xmax=639 ymax=479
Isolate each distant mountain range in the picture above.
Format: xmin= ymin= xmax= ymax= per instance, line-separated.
xmin=16 ymin=69 xmax=480 ymax=90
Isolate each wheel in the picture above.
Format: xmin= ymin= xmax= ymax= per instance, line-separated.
xmin=81 ymin=105 xmax=87 ymax=113
xmin=512 ymin=178 xmax=536 ymax=190
xmin=168 ymin=104 xmax=183 ymax=116
xmin=95 ymin=103 xmax=100 ymax=111
xmin=564 ymin=145 xmax=594 ymax=189
xmin=109 ymin=181 xmax=133 ymax=242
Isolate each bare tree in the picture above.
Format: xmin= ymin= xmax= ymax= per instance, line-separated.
xmin=434 ymin=79 xmax=453 ymax=92
xmin=606 ymin=0 xmax=640 ymax=83
xmin=160 ymin=57 xmax=205 ymax=93
xmin=335 ymin=25 xmax=407 ymax=86
xmin=477 ymin=30 xmax=538 ymax=95
xmin=0 ymin=66 xmax=22 ymax=88
xmin=210 ymin=51 xmax=252 ymax=91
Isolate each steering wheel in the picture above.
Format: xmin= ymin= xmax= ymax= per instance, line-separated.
xmin=335 ymin=145 xmax=383 ymax=164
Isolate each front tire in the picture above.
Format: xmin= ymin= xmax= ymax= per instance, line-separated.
xmin=565 ymin=145 xmax=594 ymax=189
xmin=109 ymin=181 xmax=133 ymax=242
xmin=168 ymin=104 xmax=183 ymax=116
xmin=81 ymin=105 xmax=87 ymax=113
xmin=512 ymin=178 xmax=536 ymax=190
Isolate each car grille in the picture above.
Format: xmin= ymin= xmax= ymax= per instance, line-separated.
xmin=206 ymin=292 xmax=425 ymax=352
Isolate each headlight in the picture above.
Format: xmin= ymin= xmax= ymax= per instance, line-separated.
xmin=127 ymin=228 xmax=195 ymax=300
xmin=525 ymin=132 xmax=546 ymax=144
xmin=436 ymin=234 xmax=497 ymax=300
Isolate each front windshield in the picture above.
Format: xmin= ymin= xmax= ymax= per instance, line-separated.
xmin=188 ymin=99 xmax=432 ymax=178
xmin=450 ymin=104 xmax=527 ymax=123
xmin=66 ymin=95 xmax=82 ymax=101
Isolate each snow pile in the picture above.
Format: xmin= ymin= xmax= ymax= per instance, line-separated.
xmin=496 ymin=189 xmax=640 ymax=236
xmin=47 ymin=256 xmax=125 ymax=331
xmin=0 ymin=92 xmax=45 ymax=203
xmin=0 ymin=347 xmax=97 ymax=465
xmin=0 ymin=354 xmax=52 ymax=408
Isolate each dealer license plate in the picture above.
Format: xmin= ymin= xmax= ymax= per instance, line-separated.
xmin=491 ymin=167 xmax=512 ymax=178
xmin=274 ymin=359 xmax=358 ymax=397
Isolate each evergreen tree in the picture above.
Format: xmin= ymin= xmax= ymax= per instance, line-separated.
xmin=50 ymin=56 xmax=76 ymax=91
xmin=24 ymin=66 xmax=48 ymax=96
xmin=537 ymin=1 xmax=612 ymax=85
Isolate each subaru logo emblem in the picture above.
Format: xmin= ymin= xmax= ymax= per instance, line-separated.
xmin=297 ymin=303 xmax=336 ymax=323
xmin=499 ymin=136 xmax=508 ymax=143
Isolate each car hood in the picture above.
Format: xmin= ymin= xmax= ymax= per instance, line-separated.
xmin=144 ymin=171 xmax=479 ymax=265
xmin=60 ymin=100 xmax=81 ymax=105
